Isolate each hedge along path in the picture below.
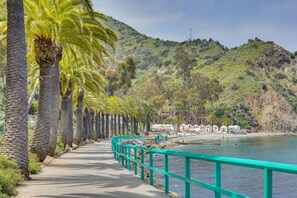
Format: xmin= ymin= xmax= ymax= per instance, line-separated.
xmin=17 ymin=141 xmax=168 ymax=198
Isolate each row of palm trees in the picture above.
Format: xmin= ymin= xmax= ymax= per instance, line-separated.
xmin=0 ymin=0 xmax=144 ymax=179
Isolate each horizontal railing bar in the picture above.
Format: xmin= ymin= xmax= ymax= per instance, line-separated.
xmin=119 ymin=142 xmax=297 ymax=174
xmin=114 ymin=136 xmax=297 ymax=198
xmin=134 ymin=159 xmax=248 ymax=198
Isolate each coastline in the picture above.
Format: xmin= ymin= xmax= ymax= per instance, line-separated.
xmin=168 ymin=132 xmax=297 ymax=144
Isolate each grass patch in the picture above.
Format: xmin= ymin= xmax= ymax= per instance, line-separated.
xmin=54 ymin=137 xmax=65 ymax=157
xmin=28 ymin=152 xmax=42 ymax=174
xmin=1 ymin=132 xmax=42 ymax=175
xmin=0 ymin=133 xmax=3 ymax=147
xmin=0 ymin=155 xmax=23 ymax=197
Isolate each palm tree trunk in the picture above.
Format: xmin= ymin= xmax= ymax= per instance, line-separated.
xmin=122 ymin=115 xmax=125 ymax=135
xmin=126 ymin=116 xmax=129 ymax=134
xmin=95 ymin=114 xmax=100 ymax=140
xmin=2 ymin=0 xmax=29 ymax=179
xmin=133 ymin=117 xmax=137 ymax=134
xmin=146 ymin=114 xmax=150 ymax=132
xmin=85 ymin=108 xmax=91 ymax=140
xmin=118 ymin=114 xmax=121 ymax=135
xmin=110 ymin=113 xmax=114 ymax=137
xmin=98 ymin=113 xmax=102 ymax=139
xmin=90 ymin=110 xmax=95 ymax=140
xmin=66 ymin=95 xmax=74 ymax=147
xmin=130 ymin=119 xmax=133 ymax=134
xmin=30 ymin=65 xmax=52 ymax=162
xmin=73 ymin=91 xmax=84 ymax=145
xmin=82 ymin=115 xmax=87 ymax=141
xmin=106 ymin=114 xmax=109 ymax=139
xmin=101 ymin=113 xmax=105 ymax=138
xmin=114 ymin=114 xmax=117 ymax=136
xmin=58 ymin=95 xmax=69 ymax=147
xmin=47 ymin=53 xmax=62 ymax=156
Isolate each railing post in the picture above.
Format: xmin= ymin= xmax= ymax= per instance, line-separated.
xmin=141 ymin=149 xmax=144 ymax=180
xmin=264 ymin=168 xmax=273 ymax=198
xmin=112 ymin=140 xmax=116 ymax=159
xmin=127 ymin=146 xmax=131 ymax=171
xmin=134 ymin=148 xmax=137 ymax=175
xmin=117 ymin=144 xmax=121 ymax=163
xmin=124 ymin=146 xmax=127 ymax=168
xmin=185 ymin=157 xmax=190 ymax=198
xmin=214 ymin=161 xmax=221 ymax=198
xmin=121 ymin=145 xmax=124 ymax=166
xmin=149 ymin=151 xmax=154 ymax=186
xmin=164 ymin=154 xmax=169 ymax=194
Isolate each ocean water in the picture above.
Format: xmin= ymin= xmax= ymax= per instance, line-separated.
xmin=152 ymin=136 xmax=297 ymax=198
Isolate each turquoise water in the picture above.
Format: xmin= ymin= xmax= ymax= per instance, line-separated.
xmin=153 ymin=136 xmax=297 ymax=198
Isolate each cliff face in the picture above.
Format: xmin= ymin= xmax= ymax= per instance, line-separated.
xmin=106 ymin=17 xmax=297 ymax=132
xmin=247 ymin=89 xmax=297 ymax=132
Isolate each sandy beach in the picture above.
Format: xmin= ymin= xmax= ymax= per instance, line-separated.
xmin=170 ymin=132 xmax=297 ymax=144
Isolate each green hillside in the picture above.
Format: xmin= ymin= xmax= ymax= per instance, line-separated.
xmin=106 ymin=17 xmax=297 ymax=132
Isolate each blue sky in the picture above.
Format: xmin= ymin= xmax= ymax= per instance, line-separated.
xmin=94 ymin=0 xmax=297 ymax=52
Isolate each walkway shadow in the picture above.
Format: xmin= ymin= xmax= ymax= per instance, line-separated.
xmin=35 ymin=190 xmax=167 ymax=198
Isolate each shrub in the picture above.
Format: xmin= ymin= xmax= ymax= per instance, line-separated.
xmin=262 ymin=83 xmax=267 ymax=91
xmin=245 ymin=69 xmax=255 ymax=77
xmin=0 ymin=155 xmax=23 ymax=197
xmin=54 ymin=137 xmax=65 ymax=157
xmin=207 ymin=113 xmax=218 ymax=125
xmin=292 ymin=77 xmax=297 ymax=84
xmin=238 ymin=76 xmax=244 ymax=80
xmin=28 ymin=152 xmax=41 ymax=174
xmin=230 ymin=84 xmax=239 ymax=90
xmin=274 ymin=72 xmax=287 ymax=79
xmin=246 ymin=60 xmax=253 ymax=66
xmin=222 ymin=118 xmax=233 ymax=126
xmin=290 ymin=53 xmax=295 ymax=59
xmin=0 ymin=134 xmax=3 ymax=147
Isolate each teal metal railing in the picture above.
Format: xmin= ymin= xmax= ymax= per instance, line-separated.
xmin=111 ymin=135 xmax=297 ymax=198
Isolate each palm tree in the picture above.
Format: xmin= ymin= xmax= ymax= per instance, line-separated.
xmin=59 ymin=55 xmax=107 ymax=146
xmin=24 ymin=0 xmax=117 ymax=159
xmin=81 ymin=91 xmax=108 ymax=139
xmin=73 ymin=90 xmax=84 ymax=144
xmin=1 ymin=0 xmax=29 ymax=179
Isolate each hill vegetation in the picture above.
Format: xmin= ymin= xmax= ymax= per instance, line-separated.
xmin=106 ymin=17 xmax=297 ymax=132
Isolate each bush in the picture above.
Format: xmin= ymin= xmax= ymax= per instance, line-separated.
xmin=54 ymin=137 xmax=65 ymax=156
xmin=274 ymin=72 xmax=287 ymax=79
xmin=230 ymin=84 xmax=239 ymax=90
xmin=292 ymin=77 xmax=297 ymax=84
xmin=262 ymin=83 xmax=267 ymax=91
xmin=0 ymin=155 xmax=24 ymax=197
xmin=28 ymin=152 xmax=41 ymax=174
xmin=207 ymin=113 xmax=218 ymax=125
xmin=222 ymin=118 xmax=233 ymax=126
xmin=0 ymin=134 xmax=3 ymax=147
xmin=245 ymin=69 xmax=255 ymax=77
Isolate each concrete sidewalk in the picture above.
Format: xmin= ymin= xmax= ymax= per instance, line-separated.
xmin=17 ymin=141 xmax=168 ymax=198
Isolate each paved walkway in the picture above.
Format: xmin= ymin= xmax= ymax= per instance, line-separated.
xmin=17 ymin=141 xmax=168 ymax=198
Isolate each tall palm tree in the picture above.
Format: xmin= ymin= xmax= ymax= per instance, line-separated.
xmin=73 ymin=90 xmax=84 ymax=145
xmin=0 ymin=0 xmax=29 ymax=179
xmin=24 ymin=0 xmax=117 ymax=160
xmin=59 ymin=55 xmax=106 ymax=146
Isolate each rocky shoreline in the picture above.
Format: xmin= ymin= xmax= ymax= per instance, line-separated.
xmin=123 ymin=132 xmax=297 ymax=150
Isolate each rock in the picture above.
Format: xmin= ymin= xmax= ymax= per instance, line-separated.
xmin=122 ymin=139 xmax=144 ymax=146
